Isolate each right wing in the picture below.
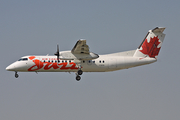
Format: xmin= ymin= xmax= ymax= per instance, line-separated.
xmin=71 ymin=39 xmax=90 ymax=54
xmin=70 ymin=39 xmax=99 ymax=60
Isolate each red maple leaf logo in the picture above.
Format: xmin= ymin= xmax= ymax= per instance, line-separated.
xmin=139 ymin=36 xmax=161 ymax=58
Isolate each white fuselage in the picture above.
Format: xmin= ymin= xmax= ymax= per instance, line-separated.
xmin=6 ymin=53 xmax=157 ymax=73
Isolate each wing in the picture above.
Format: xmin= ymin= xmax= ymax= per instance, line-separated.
xmin=70 ymin=39 xmax=99 ymax=60
xmin=71 ymin=39 xmax=90 ymax=54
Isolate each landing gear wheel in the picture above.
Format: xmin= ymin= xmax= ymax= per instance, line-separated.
xmin=78 ymin=70 xmax=83 ymax=75
xmin=15 ymin=72 xmax=19 ymax=78
xmin=76 ymin=75 xmax=81 ymax=81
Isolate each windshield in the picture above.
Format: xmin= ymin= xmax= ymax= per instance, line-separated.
xmin=18 ymin=58 xmax=28 ymax=61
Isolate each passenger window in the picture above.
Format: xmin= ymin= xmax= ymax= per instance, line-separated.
xmin=93 ymin=61 xmax=95 ymax=63
xmin=99 ymin=61 xmax=101 ymax=63
xmin=103 ymin=60 xmax=105 ymax=63
xmin=69 ymin=60 xmax=71 ymax=63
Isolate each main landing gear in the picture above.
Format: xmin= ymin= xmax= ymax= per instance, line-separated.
xmin=15 ymin=72 xmax=19 ymax=78
xmin=76 ymin=69 xmax=83 ymax=81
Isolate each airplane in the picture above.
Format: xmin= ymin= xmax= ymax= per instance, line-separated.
xmin=6 ymin=27 xmax=166 ymax=81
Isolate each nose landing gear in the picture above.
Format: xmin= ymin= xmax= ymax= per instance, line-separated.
xmin=15 ymin=72 xmax=19 ymax=78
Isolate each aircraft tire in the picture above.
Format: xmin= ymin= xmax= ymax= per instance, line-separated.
xmin=15 ymin=73 xmax=19 ymax=78
xmin=76 ymin=75 xmax=81 ymax=81
xmin=78 ymin=70 xmax=83 ymax=75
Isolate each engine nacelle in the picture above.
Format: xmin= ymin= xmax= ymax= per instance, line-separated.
xmin=59 ymin=51 xmax=99 ymax=60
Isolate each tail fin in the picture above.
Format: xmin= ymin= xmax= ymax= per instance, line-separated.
xmin=133 ymin=27 xmax=166 ymax=58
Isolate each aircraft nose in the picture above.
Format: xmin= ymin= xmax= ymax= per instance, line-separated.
xmin=6 ymin=64 xmax=15 ymax=71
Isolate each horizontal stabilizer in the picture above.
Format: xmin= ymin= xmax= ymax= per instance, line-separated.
xmin=152 ymin=27 xmax=165 ymax=33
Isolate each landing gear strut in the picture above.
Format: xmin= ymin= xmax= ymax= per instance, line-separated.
xmin=15 ymin=72 xmax=19 ymax=78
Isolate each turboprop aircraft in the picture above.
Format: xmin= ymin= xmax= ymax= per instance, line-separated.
xmin=6 ymin=27 xmax=166 ymax=81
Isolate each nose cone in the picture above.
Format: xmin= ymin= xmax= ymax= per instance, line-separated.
xmin=6 ymin=64 xmax=15 ymax=71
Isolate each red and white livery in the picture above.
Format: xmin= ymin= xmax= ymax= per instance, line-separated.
xmin=6 ymin=27 xmax=166 ymax=81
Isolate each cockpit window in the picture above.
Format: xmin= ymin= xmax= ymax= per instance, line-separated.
xmin=18 ymin=58 xmax=28 ymax=61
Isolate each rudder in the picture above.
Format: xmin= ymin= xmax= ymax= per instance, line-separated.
xmin=133 ymin=27 xmax=166 ymax=58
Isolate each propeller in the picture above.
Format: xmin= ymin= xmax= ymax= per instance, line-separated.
xmin=54 ymin=44 xmax=60 ymax=61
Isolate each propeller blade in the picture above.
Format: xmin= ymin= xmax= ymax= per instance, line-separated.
xmin=57 ymin=44 xmax=59 ymax=53
xmin=54 ymin=44 xmax=60 ymax=61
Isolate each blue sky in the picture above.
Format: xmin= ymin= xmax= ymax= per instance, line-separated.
xmin=1 ymin=0 xmax=180 ymax=120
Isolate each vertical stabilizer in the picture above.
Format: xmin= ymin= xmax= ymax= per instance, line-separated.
xmin=133 ymin=27 xmax=166 ymax=58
